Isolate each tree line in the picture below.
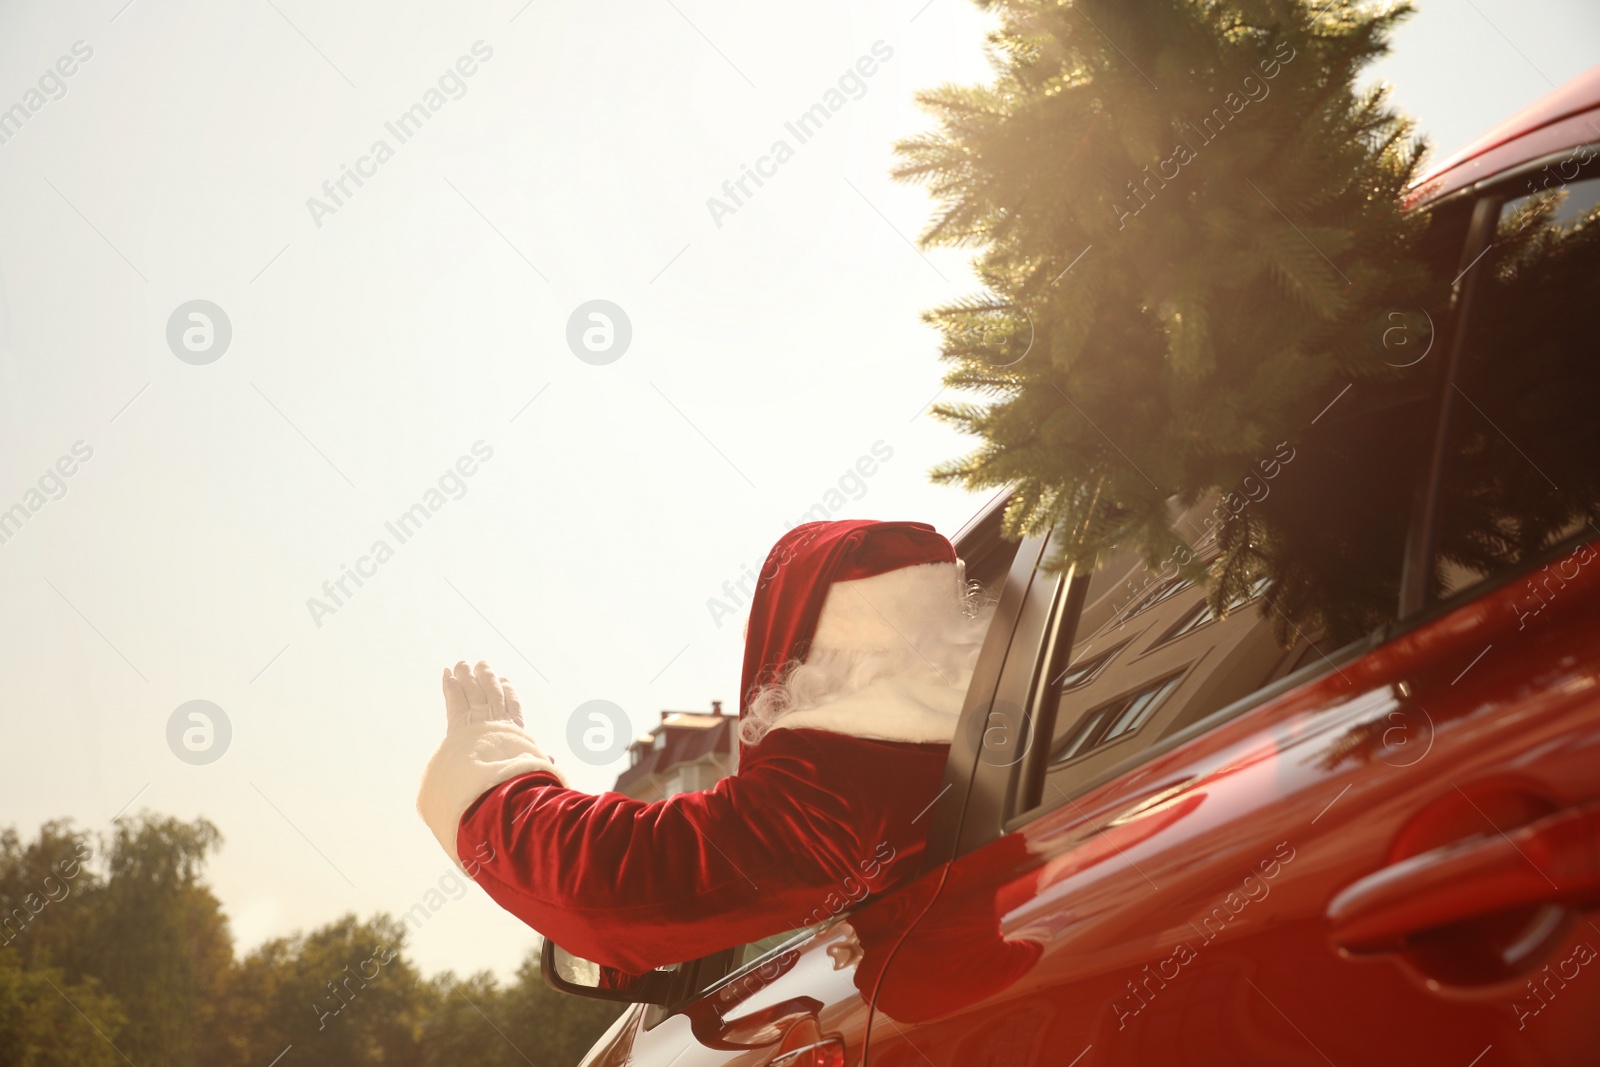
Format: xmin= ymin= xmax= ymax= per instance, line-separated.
xmin=0 ymin=813 xmax=622 ymax=1066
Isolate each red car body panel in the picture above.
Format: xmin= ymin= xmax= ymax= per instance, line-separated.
xmin=863 ymin=538 xmax=1600 ymax=1065
xmin=1407 ymin=63 xmax=1600 ymax=206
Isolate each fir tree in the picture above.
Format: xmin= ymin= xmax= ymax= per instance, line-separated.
xmin=896 ymin=0 xmax=1444 ymax=642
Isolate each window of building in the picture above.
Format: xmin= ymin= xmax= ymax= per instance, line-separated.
xmin=1050 ymin=672 xmax=1185 ymax=765
xmin=1051 ymin=642 xmax=1124 ymax=691
xmin=1151 ymin=575 xmax=1272 ymax=647
xmin=1156 ymin=600 xmax=1216 ymax=644
xmin=1122 ymin=575 xmax=1192 ymax=621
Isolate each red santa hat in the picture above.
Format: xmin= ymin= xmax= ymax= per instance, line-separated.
xmin=738 ymin=519 xmax=963 ymax=762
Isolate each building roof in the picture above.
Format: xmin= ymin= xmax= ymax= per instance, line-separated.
xmin=653 ymin=711 xmax=727 ymax=730
xmin=612 ymin=713 xmax=734 ymax=794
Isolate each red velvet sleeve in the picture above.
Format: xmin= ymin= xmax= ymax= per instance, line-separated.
xmin=454 ymin=728 xmax=949 ymax=974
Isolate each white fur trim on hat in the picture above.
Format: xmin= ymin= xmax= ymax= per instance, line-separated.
xmin=416 ymin=721 xmax=568 ymax=871
xmin=811 ymin=560 xmax=965 ymax=653
xmin=768 ymin=671 xmax=972 ymax=743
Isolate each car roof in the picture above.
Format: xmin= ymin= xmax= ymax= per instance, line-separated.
xmin=1408 ymin=62 xmax=1600 ymax=207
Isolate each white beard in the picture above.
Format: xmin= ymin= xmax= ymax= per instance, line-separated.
xmin=741 ymin=585 xmax=996 ymax=748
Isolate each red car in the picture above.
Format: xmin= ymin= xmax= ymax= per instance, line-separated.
xmin=549 ymin=63 xmax=1600 ymax=1066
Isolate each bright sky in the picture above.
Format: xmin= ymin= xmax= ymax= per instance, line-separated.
xmin=1 ymin=0 xmax=1595 ymax=981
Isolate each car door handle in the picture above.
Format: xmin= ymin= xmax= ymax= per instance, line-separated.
xmin=1328 ymin=800 xmax=1600 ymax=955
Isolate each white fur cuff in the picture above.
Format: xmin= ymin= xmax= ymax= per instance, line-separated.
xmin=416 ymin=721 xmax=567 ymax=870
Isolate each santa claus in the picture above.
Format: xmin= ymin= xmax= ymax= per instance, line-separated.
xmin=416 ymin=519 xmax=995 ymax=974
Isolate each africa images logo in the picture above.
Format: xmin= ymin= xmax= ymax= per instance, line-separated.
xmin=304 ymin=41 xmax=495 ymax=228
xmin=704 ymin=41 xmax=894 ymax=228
xmin=305 ymin=442 xmax=495 ymax=628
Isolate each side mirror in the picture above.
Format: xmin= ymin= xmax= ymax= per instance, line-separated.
xmin=541 ymin=938 xmax=676 ymax=1005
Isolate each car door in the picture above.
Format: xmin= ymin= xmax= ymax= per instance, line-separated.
xmin=860 ymin=145 xmax=1600 ymax=1063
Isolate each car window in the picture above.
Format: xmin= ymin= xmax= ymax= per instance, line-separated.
xmin=1009 ymin=193 xmax=1479 ymax=819
xmin=1016 ymin=508 xmax=1321 ymax=811
xmin=1431 ymin=164 xmax=1600 ymax=604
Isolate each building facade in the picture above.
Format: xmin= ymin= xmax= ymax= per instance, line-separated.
xmin=612 ymin=701 xmax=737 ymax=800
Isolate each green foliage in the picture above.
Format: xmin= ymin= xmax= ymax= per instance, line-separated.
xmin=418 ymin=959 xmax=623 ymax=1067
xmin=499 ymin=953 xmax=626 ymax=1064
xmin=416 ymin=971 xmax=506 ymax=1065
xmin=897 ymin=0 xmax=1442 ymax=641
xmin=74 ymin=814 xmax=225 ymax=1066
xmin=1 ymin=814 xmax=232 ymax=1067
xmin=0 ymin=949 xmax=127 ymax=1067
xmin=0 ymin=821 xmax=98 ymax=971
xmin=218 ymin=913 xmax=426 ymax=1067
xmin=0 ymin=816 xmax=624 ymax=1067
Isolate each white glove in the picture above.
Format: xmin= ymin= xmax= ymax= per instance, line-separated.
xmin=442 ymin=659 xmax=525 ymax=730
xmin=419 ymin=659 xmax=566 ymax=868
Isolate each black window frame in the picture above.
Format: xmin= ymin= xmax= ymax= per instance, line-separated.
xmin=1398 ymin=144 xmax=1600 ymax=631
